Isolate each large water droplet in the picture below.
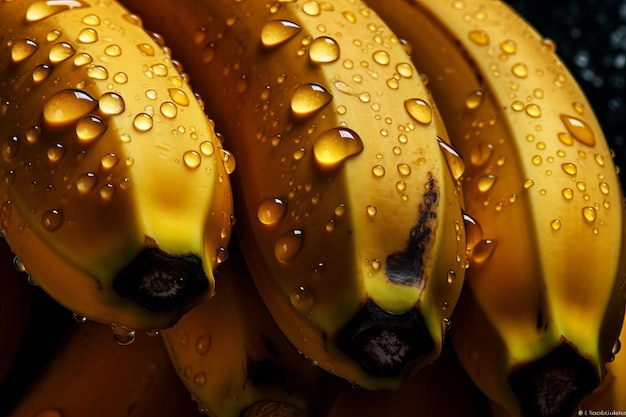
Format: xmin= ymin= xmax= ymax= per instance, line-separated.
xmin=313 ymin=127 xmax=364 ymax=168
xmin=274 ymin=229 xmax=304 ymax=263
xmin=258 ymin=197 xmax=287 ymax=225
xmin=99 ymin=92 xmax=125 ymax=115
xmin=25 ymin=0 xmax=89 ymax=22
xmin=183 ymin=150 xmax=201 ymax=169
xmin=560 ymin=115 xmax=595 ymax=147
xmin=133 ymin=113 xmax=153 ymax=131
xmin=309 ymin=36 xmax=340 ymax=63
xmin=404 ymin=98 xmax=433 ymax=125
xmin=78 ymin=27 xmax=98 ymax=43
xmin=168 ymin=88 xmax=189 ymax=106
xmin=76 ymin=115 xmax=107 ymax=142
xmin=261 ymin=20 xmax=301 ymax=47
xmin=11 ymin=39 xmax=38 ymax=63
xmin=582 ymin=206 xmax=597 ymax=222
xmin=291 ymin=83 xmax=332 ymax=117
xmin=48 ymin=42 xmax=76 ymax=63
xmin=43 ymin=89 xmax=97 ymax=125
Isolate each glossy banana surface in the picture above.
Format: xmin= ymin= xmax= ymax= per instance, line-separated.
xmin=365 ymin=0 xmax=626 ymax=415
xmin=121 ymin=0 xmax=467 ymax=389
xmin=0 ymin=0 xmax=234 ymax=330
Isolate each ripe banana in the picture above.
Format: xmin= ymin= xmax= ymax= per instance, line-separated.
xmin=0 ymin=239 xmax=31 ymax=386
xmin=364 ymin=0 xmax=626 ymax=415
xmin=7 ymin=320 xmax=204 ymax=417
xmin=161 ymin=242 xmax=339 ymax=417
xmin=121 ymin=0 xmax=467 ymax=389
xmin=0 ymin=0 xmax=233 ymax=330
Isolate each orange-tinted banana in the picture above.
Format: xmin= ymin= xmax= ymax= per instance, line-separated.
xmin=0 ymin=0 xmax=233 ymax=330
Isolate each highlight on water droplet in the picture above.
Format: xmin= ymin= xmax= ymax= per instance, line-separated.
xmin=313 ymin=127 xmax=364 ymax=169
xmin=101 ymin=153 xmax=119 ymax=169
xmin=261 ymin=20 xmax=301 ymax=47
xmin=404 ymin=98 xmax=433 ymax=125
xmin=41 ymin=208 xmax=62 ymax=232
xmin=274 ymin=229 xmax=304 ymax=263
xmin=137 ymin=43 xmax=155 ymax=56
xmin=26 ymin=0 xmax=89 ymax=22
xmin=11 ymin=39 xmax=38 ymax=63
xmin=560 ymin=114 xmax=595 ymax=147
xmin=463 ymin=211 xmax=483 ymax=249
xmin=290 ymin=83 xmax=332 ymax=117
xmin=309 ymin=36 xmax=340 ymax=63
xmin=500 ymin=39 xmax=517 ymax=54
xmin=43 ymin=89 xmax=98 ymax=125
xmin=258 ymin=197 xmax=287 ymax=225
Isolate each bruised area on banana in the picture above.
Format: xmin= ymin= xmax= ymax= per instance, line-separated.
xmin=0 ymin=0 xmax=234 ymax=330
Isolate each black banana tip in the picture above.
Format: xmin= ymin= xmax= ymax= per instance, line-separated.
xmin=509 ymin=341 xmax=599 ymax=417
xmin=336 ymin=300 xmax=434 ymax=378
xmin=113 ymin=247 xmax=209 ymax=313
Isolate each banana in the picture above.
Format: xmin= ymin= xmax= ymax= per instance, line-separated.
xmin=363 ymin=0 xmax=626 ymax=415
xmin=6 ymin=320 xmax=204 ymax=417
xmin=120 ymin=0 xmax=467 ymax=389
xmin=161 ymin=241 xmax=339 ymax=417
xmin=0 ymin=238 xmax=31 ymax=386
xmin=0 ymin=0 xmax=233 ymax=330
xmin=326 ymin=342 xmax=491 ymax=417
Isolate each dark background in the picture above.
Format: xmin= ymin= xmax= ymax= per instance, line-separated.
xmin=507 ymin=0 xmax=626 ymax=193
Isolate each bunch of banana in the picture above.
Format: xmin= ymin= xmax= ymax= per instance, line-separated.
xmin=0 ymin=0 xmax=234 ymax=331
xmin=162 ymin=241 xmax=340 ymax=417
xmin=363 ymin=0 xmax=626 ymax=416
xmin=120 ymin=0 xmax=468 ymax=390
xmin=6 ymin=319 xmax=204 ymax=417
xmin=0 ymin=239 xmax=31 ymax=386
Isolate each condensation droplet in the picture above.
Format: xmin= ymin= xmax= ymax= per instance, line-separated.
xmin=525 ymin=104 xmax=542 ymax=118
xmin=291 ymin=83 xmax=332 ymax=117
xmin=104 ymin=44 xmax=122 ymax=57
xmin=48 ymin=42 xmax=75 ymax=63
xmin=469 ymin=143 xmax=494 ymax=166
xmin=560 ymin=114 xmax=595 ymax=147
xmin=500 ymin=39 xmax=517 ymax=54
xmin=32 ymin=64 xmax=52 ymax=83
xmin=447 ymin=270 xmax=457 ymax=284
xmin=258 ymin=197 xmax=287 ymax=225
xmin=291 ymin=286 xmax=314 ymax=310
xmin=396 ymin=62 xmax=413 ymax=78
xmin=195 ymin=335 xmax=211 ymax=355
xmin=261 ymin=20 xmax=301 ymax=47
xmin=86 ymin=65 xmax=108 ymax=80
xmin=599 ymin=182 xmax=610 ymax=195
xmin=313 ymin=127 xmax=364 ymax=168
xmin=11 ymin=39 xmax=38 ymax=63
xmin=43 ymin=89 xmax=97 ymax=125
xmin=274 ymin=229 xmax=304 ymax=263
xmin=404 ymin=98 xmax=432 ymax=125
xmin=562 ymin=188 xmax=574 ymax=200
xmin=41 ymin=209 xmax=62 ymax=231
xmin=101 ymin=153 xmax=119 ymax=169
xmin=309 ymin=36 xmax=340 ymax=63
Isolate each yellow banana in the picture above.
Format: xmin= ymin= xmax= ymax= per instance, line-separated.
xmin=0 ymin=0 xmax=233 ymax=330
xmin=121 ymin=0 xmax=467 ymax=389
xmin=364 ymin=0 xmax=626 ymax=415
xmin=0 ymin=239 xmax=31 ymax=386
xmin=6 ymin=320 xmax=204 ymax=417
xmin=161 ymin=242 xmax=339 ymax=417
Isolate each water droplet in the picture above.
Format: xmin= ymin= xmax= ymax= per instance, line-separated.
xmin=313 ymin=127 xmax=364 ymax=168
xmin=168 ymin=88 xmax=189 ymax=106
xmin=76 ymin=172 xmax=97 ymax=193
xmin=76 ymin=115 xmax=107 ymax=142
xmin=195 ymin=335 xmax=211 ymax=355
xmin=582 ymin=206 xmax=596 ymax=222
xmin=560 ymin=115 xmax=595 ymax=146
xmin=291 ymin=286 xmax=314 ymax=310
xmin=25 ymin=0 xmax=89 ymax=22
xmin=551 ymin=219 xmax=561 ymax=231
xmin=159 ymin=101 xmax=178 ymax=119
xmin=500 ymin=39 xmax=517 ymax=54
xmin=1 ymin=136 xmax=20 ymax=161
xmin=183 ymin=150 xmax=202 ymax=169
xmin=599 ymin=182 xmax=610 ymax=195
xmin=477 ymin=174 xmax=496 ymax=192
xmin=561 ymin=162 xmax=577 ymax=176
xmin=99 ymin=92 xmax=125 ymax=115
xmin=525 ymin=104 xmax=542 ymax=118
xmin=437 ymin=137 xmax=465 ymax=181
xmin=470 ymin=239 xmax=496 ymax=266
xmin=558 ymin=132 xmax=574 ymax=146
xmin=261 ymin=20 xmax=301 ymax=47
xmin=220 ymin=149 xmax=236 ymax=174
xmin=447 ymin=269 xmax=457 ymax=283
xmin=113 ymin=72 xmax=128 ymax=84
xmin=404 ymin=98 xmax=433 ymax=125
xmin=133 ymin=113 xmax=153 ymax=131
xmin=48 ymin=42 xmax=76 ymax=63
xmin=199 ymin=141 xmax=215 ymax=156
xmin=309 ymin=36 xmax=340 ymax=63
xmin=366 ymin=205 xmax=377 ymax=217
xmin=86 ymin=64 xmax=108 ymax=80
xmin=78 ymin=27 xmax=98 ymax=43
xmin=41 ymin=209 xmax=62 ymax=231
xmin=111 ymin=323 xmax=135 ymax=345
xmin=73 ymin=312 xmax=87 ymax=323
xmin=32 ymin=64 xmax=52 ymax=83
xmin=291 ymin=83 xmax=332 ymax=117
xmin=342 ymin=10 xmax=356 ymax=23
xmin=47 ymin=143 xmax=65 ymax=162
xmin=465 ymin=90 xmax=484 ymax=110
xmin=302 ymin=1 xmax=321 ymax=16
xmin=274 ymin=229 xmax=304 ymax=263
xmin=81 ymin=13 xmax=100 ymax=25
xmin=372 ymin=165 xmax=385 ymax=177
xmin=463 ymin=212 xmax=483 ymax=249
xmin=137 ymin=43 xmax=155 ymax=56
xmin=101 ymin=153 xmax=118 ymax=169
xmin=372 ymin=50 xmax=390 ymax=65
xmin=468 ymin=30 xmax=489 ymax=46
xmin=511 ymin=62 xmax=528 ymax=78
xmin=397 ymin=163 xmax=411 ymax=176
xmin=43 ymin=89 xmax=97 ymax=125
xmin=258 ymin=197 xmax=287 ymax=225
xmin=470 ymin=143 xmax=494 ymax=166
xmin=11 ymin=39 xmax=38 ymax=63
xmin=532 ymin=155 xmax=542 ymax=166
xmin=561 ymin=188 xmax=574 ymax=200
xmin=104 ymin=44 xmax=122 ymax=57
